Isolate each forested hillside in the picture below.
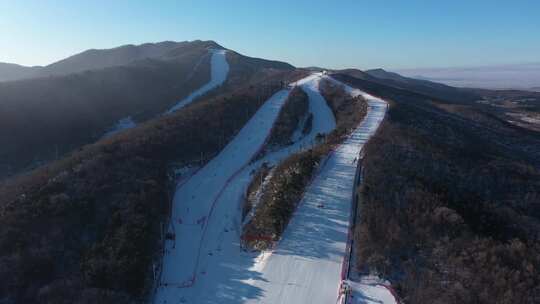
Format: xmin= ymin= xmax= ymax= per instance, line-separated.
xmin=0 ymin=41 xmax=294 ymax=179
xmin=0 ymin=42 xmax=212 ymax=179
xmin=334 ymin=73 xmax=540 ymax=303
xmin=0 ymin=68 xmax=299 ymax=304
xmin=0 ymin=40 xmax=209 ymax=82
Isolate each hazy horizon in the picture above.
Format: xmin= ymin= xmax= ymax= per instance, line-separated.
xmin=1 ymin=0 xmax=539 ymax=70
xmin=3 ymin=38 xmax=540 ymax=90
xmin=3 ymin=39 xmax=540 ymax=71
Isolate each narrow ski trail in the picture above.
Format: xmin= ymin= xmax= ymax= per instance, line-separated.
xmin=167 ymin=49 xmax=229 ymax=114
xmin=156 ymin=88 xmax=290 ymax=300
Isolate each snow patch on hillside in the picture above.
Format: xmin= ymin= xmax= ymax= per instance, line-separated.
xmin=102 ymin=116 xmax=136 ymax=138
xmin=166 ymin=49 xmax=229 ymax=113
xmin=154 ymin=89 xmax=291 ymax=302
xmin=345 ymin=277 xmax=398 ymax=304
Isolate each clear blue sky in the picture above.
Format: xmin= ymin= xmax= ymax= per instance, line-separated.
xmin=1 ymin=0 xmax=539 ymax=69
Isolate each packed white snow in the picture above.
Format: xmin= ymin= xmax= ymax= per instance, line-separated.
xmin=166 ymin=49 xmax=229 ymax=113
xmin=155 ymin=88 xmax=291 ymax=301
xmin=344 ymin=278 xmax=399 ymax=304
xmin=102 ymin=116 xmax=136 ymax=138
xmin=102 ymin=49 xmax=228 ymax=139
xmin=154 ymin=73 xmax=335 ymax=304
xmin=291 ymin=73 xmax=336 ymax=136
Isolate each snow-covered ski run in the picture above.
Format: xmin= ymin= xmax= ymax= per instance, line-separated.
xmin=101 ymin=49 xmax=228 ymax=138
xmin=102 ymin=116 xmax=136 ymax=138
xmin=167 ymin=49 xmax=229 ymax=113
xmin=154 ymin=73 xmax=394 ymax=304
xmin=245 ymin=79 xmax=391 ymax=304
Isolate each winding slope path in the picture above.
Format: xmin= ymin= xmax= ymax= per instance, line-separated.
xmin=156 ymin=88 xmax=290 ymax=296
xmin=154 ymin=74 xmax=391 ymax=304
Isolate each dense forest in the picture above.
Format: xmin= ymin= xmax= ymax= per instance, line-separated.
xmin=0 ymin=69 xmax=297 ymax=304
xmin=334 ymin=73 xmax=540 ymax=304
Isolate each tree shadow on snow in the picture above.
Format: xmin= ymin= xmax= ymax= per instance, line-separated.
xmin=272 ymin=157 xmax=356 ymax=261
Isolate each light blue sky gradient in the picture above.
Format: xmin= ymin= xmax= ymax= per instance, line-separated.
xmin=1 ymin=0 xmax=539 ymax=69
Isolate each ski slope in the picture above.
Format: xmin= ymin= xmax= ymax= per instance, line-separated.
xmin=167 ymin=49 xmax=229 ymax=113
xmin=244 ymin=78 xmax=389 ymax=304
xmin=292 ymin=73 xmax=336 ymax=135
xmin=154 ymin=74 xmax=393 ymax=304
xmin=102 ymin=50 xmax=229 ymax=138
xmin=345 ymin=278 xmax=399 ymax=304
xmin=156 ymin=88 xmax=290 ymax=295
xmin=154 ymin=73 xmax=336 ymax=303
